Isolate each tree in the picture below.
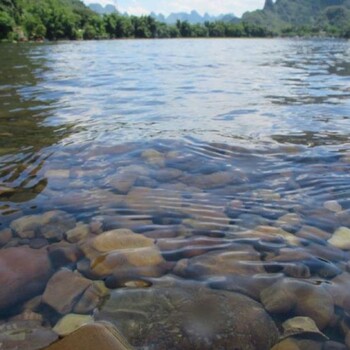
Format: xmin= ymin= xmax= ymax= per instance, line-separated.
xmin=0 ymin=11 xmax=14 ymax=39
xmin=208 ymin=22 xmax=226 ymax=37
xmin=23 ymin=13 xmax=46 ymax=39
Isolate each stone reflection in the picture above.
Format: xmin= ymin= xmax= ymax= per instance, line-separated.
xmin=0 ymin=44 xmax=73 ymax=213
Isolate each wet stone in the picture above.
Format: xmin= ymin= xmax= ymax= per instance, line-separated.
xmin=173 ymin=245 xmax=264 ymax=279
xmin=325 ymin=272 xmax=350 ymax=312
xmin=271 ymin=338 xmax=301 ymax=350
xmin=96 ymin=280 xmax=279 ymax=350
xmin=182 ymin=171 xmax=234 ymax=189
xmin=30 ymin=238 xmax=49 ymax=249
xmin=43 ymin=322 xmax=133 ymax=350
xmin=0 ymin=247 xmax=52 ymax=311
xmin=209 ymin=273 xmax=284 ymax=301
xmin=0 ymin=228 xmax=13 ymax=246
xmin=0 ymin=321 xmax=58 ymax=350
xmin=281 ymin=316 xmax=328 ymax=340
xmin=324 ymin=201 xmax=343 ymax=213
xmin=296 ymin=225 xmax=332 ymax=241
xmin=141 ymin=149 xmax=165 ymax=167
xmin=10 ymin=210 xmax=76 ymax=240
xmin=53 ymin=314 xmax=94 ymax=336
xmin=82 ymin=229 xmax=154 ymax=257
xmin=10 ymin=310 xmax=43 ymax=324
xmin=108 ymin=173 xmax=137 ymax=194
xmin=328 ymin=227 xmax=350 ymax=250
xmin=336 ymin=210 xmax=350 ymax=227
xmin=323 ymin=341 xmax=347 ymax=350
xmin=48 ymin=242 xmax=83 ymax=269
xmin=260 ymin=279 xmax=334 ymax=330
xmin=40 ymin=224 xmax=66 ymax=241
xmin=65 ymin=223 xmax=90 ymax=243
xmin=88 ymin=246 xmax=167 ymax=280
xmin=73 ymin=281 xmax=110 ymax=314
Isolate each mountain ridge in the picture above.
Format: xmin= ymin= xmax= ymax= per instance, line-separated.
xmin=242 ymin=0 xmax=350 ymax=35
xmin=88 ymin=3 xmax=117 ymax=14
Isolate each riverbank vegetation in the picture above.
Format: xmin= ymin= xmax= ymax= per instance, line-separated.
xmin=0 ymin=0 xmax=349 ymax=41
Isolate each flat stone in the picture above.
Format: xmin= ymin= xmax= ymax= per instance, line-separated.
xmin=141 ymin=149 xmax=164 ymax=167
xmin=48 ymin=242 xmax=83 ymax=269
xmin=10 ymin=215 xmax=42 ymax=238
xmin=10 ymin=210 xmax=76 ymax=239
xmin=42 ymin=269 xmax=92 ymax=314
xmin=53 ymin=314 xmax=94 ymax=336
xmin=328 ymin=227 xmax=350 ymax=250
xmin=65 ymin=224 xmax=90 ymax=243
xmin=152 ymin=168 xmax=182 ymax=182
xmin=73 ymin=281 xmax=110 ymax=314
xmin=43 ymin=322 xmax=133 ymax=350
xmin=97 ymin=280 xmax=279 ymax=350
xmin=174 ymin=245 xmax=264 ymax=279
xmin=89 ymin=246 xmax=166 ymax=279
xmin=324 ymin=201 xmax=342 ymax=213
xmin=109 ymin=173 xmax=137 ymax=194
xmin=183 ymin=171 xmax=233 ymax=189
xmin=88 ymin=229 xmax=154 ymax=254
xmin=297 ymin=225 xmax=332 ymax=241
xmin=0 ymin=247 xmax=52 ymax=311
xmin=157 ymin=236 xmax=230 ymax=260
xmin=252 ymin=189 xmax=281 ymax=201
xmin=281 ymin=316 xmax=328 ymax=340
xmin=275 ymin=213 xmax=302 ymax=231
xmin=271 ymin=338 xmax=301 ymax=350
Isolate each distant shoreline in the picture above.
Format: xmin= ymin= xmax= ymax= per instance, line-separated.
xmin=1 ymin=35 xmax=349 ymax=44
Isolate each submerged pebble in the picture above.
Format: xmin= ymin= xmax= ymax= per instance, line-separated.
xmin=97 ymin=279 xmax=279 ymax=349
xmin=328 ymin=227 xmax=350 ymax=250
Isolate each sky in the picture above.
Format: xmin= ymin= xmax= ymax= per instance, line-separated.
xmin=82 ymin=0 xmax=265 ymax=17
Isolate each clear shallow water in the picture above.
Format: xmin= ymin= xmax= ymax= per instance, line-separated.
xmin=1 ymin=39 xmax=350 ymax=349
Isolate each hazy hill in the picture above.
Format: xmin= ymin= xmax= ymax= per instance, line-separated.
xmin=150 ymin=10 xmax=238 ymax=24
xmin=242 ymin=0 xmax=350 ymax=34
xmin=88 ymin=3 xmax=117 ymax=14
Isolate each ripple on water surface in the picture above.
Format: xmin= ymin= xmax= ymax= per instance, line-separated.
xmin=0 ymin=39 xmax=350 ymax=349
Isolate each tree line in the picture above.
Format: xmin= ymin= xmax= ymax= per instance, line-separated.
xmin=0 ymin=0 xmax=272 ymax=41
xmin=0 ymin=0 xmax=349 ymax=41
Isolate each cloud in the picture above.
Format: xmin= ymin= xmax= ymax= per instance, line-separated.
xmin=83 ymin=0 xmax=265 ymax=17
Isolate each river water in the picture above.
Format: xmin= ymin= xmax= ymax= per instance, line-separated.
xmin=0 ymin=39 xmax=350 ymax=349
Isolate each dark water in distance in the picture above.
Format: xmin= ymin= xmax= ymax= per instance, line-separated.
xmin=1 ymin=39 xmax=350 ymax=348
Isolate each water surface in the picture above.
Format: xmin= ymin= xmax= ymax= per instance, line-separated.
xmin=1 ymin=39 xmax=350 ymax=349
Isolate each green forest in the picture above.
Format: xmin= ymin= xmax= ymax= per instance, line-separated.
xmin=0 ymin=0 xmax=349 ymax=41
